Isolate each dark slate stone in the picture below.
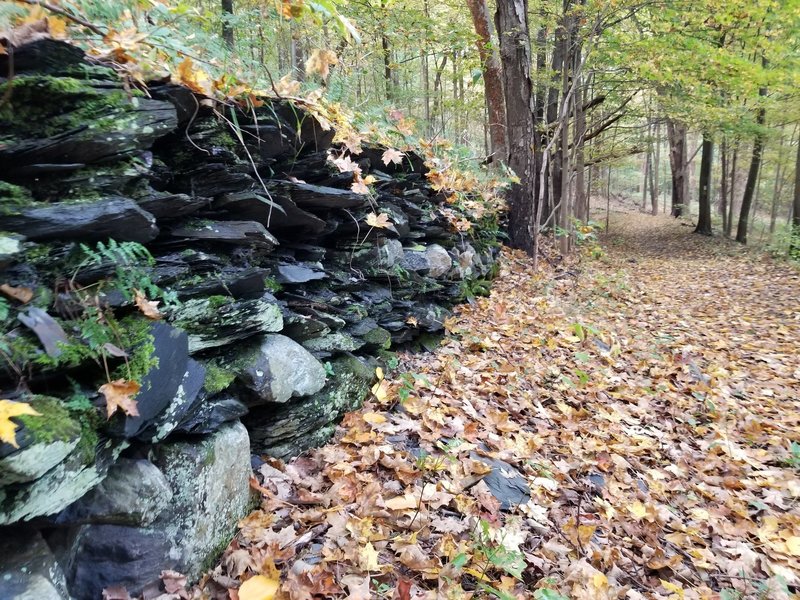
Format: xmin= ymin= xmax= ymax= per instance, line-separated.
xmin=150 ymin=84 xmax=202 ymax=126
xmin=276 ymin=263 xmax=326 ymax=284
xmin=213 ymin=190 xmax=326 ymax=234
xmin=175 ymin=267 xmax=270 ymax=300
xmin=0 ymin=528 xmax=70 ymax=600
xmin=111 ymin=322 xmax=189 ymax=439
xmin=269 ymin=181 xmax=369 ymax=209
xmin=136 ymin=358 xmax=206 ymax=442
xmin=242 ymin=121 xmax=296 ymax=160
xmin=0 ymin=197 xmax=158 ymax=243
xmin=399 ymin=250 xmax=430 ymax=273
xmin=174 ymin=395 xmax=249 ymax=435
xmin=267 ymin=101 xmax=334 ymax=153
xmin=0 ymin=97 xmax=177 ymax=174
xmin=0 ymin=38 xmax=85 ymax=75
xmin=172 ymin=165 xmax=256 ymax=197
xmin=171 ymin=294 xmax=284 ymax=353
xmin=170 ymin=219 xmax=278 ymax=250
xmin=55 ymin=524 xmax=175 ymax=600
xmin=274 ymin=151 xmax=333 ymax=184
xmin=469 ymin=453 xmax=530 ymax=511
xmin=282 ymin=311 xmax=331 ymax=341
xmin=136 ymin=192 xmax=208 ymax=219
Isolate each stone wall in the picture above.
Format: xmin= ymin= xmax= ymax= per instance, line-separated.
xmin=0 ymin=40 xmax=499 ymax=599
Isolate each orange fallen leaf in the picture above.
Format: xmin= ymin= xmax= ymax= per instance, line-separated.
xmin=134 ymin=290 xmax=162 ymax=320
xmin=100 ymin=379 xmax=141 ymax=418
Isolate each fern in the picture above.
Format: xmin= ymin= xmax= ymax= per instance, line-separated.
xmin=74 ymin=240 xmax=179 ymax=308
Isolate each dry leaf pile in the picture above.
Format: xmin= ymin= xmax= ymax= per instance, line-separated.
xmin=187 ymin=213 xmax=800 ymax=600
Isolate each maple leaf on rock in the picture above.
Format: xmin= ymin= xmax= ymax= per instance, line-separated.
xmin=0 ymin=399 xmax=41 ymax=448
xmin=382 ymin=148 xmax=405 ymax=166
xmin=365 ymin=212 xmax=392 ymax=229
xmin=134 ymin=289 xmax=162 ymax=320
xmin=99 ymin=379 xmax=141 ymax=419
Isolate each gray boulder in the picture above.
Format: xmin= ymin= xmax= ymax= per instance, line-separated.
xmin=247 ymin=353 xmax=375 ymax=459
xmin=55 ymin=422 xmax=252 ymax=600
xmin=425 ymin=244 xmax=453 ymax=278
xmin=228 ymin=334 xmax=327 ymax=405
xmin=400 ymin=249 xmax=430 ymax=273
xmin=52 ymin=458 xmax=172 ymax=526
xmin=470 ymin=453 xmax=530 ymax=511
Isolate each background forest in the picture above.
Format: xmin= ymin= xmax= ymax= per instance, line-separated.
xmin=3 ymin=0 xmax=798 ymax=258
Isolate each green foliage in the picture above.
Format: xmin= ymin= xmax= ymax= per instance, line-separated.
xmin=73 ymin=240 xmax=178 ymax=307
xmin=458 ymin=278 xmax=491 ymax=303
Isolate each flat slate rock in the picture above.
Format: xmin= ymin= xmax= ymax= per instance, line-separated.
xmin=111 ymin=322 xmax=190 ymax=439
xmin=277 ymin=263 xmax=327 ymax=284
xmin=0 ymin=197 xmax=158 ymax=243
xmin=470 ymin=453 xmax=530 ymax=511
xmin=170 ymin=220 xmax=278 ymax=250
xmin=269 ymin=181 xmax=369 ymax=209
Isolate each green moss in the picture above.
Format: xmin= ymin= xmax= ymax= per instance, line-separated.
xmin=203 ymin=363 xmax=236 ymax=394
xmin=0 ymin=181 xmax=34 ymax=215
xmin=16 ymin=396 xmax=80 ymax=445
xmin=207 ymin=295 xmax=233 ymax=310
xmin=263 ymin=276 xmax=282 ymax=293
xmin=111 ymin=317 xmax=158 ymax=385
xmin=0 ymin=75 xmax=135 ymax=138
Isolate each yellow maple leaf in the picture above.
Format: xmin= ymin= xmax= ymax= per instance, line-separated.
xmin=238 ymin=574 xmax=279 ymax=600
xmin=660 ymin=580 xmax=685 ymax=598
xmin=358 ymin=541 xmax=380 ymax=571
xmin=362 ymin=412 xmax=386 ymax=425
xmin=0 ymin=400 xmax=41 ymax=448
xmin=786 ymin=536 xmax=800 ymax=556
xmin=628 ymin=501 xmax=647 ymax=519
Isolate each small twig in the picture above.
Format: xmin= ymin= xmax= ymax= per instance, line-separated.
xmin=17 ymin=0 xmax=106 ymax=37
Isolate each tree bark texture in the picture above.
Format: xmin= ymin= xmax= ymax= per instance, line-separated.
xmin=736 ymin=87 xmax=767 ymax=244
xmin=695 ymin=133 xmax=713 ymax=235
xmin=221 ymin=0 xmax=234 ymax=49
xmin=666 ymin=119 xmax=687 ymax=217
xmin=466 ymin=0 xmax=507 ymax=160
xmin=495 ymin=0 xmax=537 ymax=254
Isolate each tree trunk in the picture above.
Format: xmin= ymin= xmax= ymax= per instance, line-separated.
xmin=466 ymin=0 xmax=507 ymax=160
xmin=495 ymin=0 xmax=537 ymax=254
xmin=650 ymin=121 xmax=660 ymax=215
xmin=642 ymin=128 xmax=651 ymax=211
xmin=726 ymin=144 xmax=738 ymax=236
xmin=736 ymin=87 xmax=767 ymax=244
xmin=290 ymin=22 xmax=305 ymax=82
xmin=720 ymin=139 xmax=729 ymax=233
xmin=574 ymin=74 xmax=587 ymax=223
xmin=666 ymin=120 xmax=687 ymax=217
xmin=695 ymin=133 xmax=713 ymax=235
xmin=221 ymin=0 xmax=234 ymax=49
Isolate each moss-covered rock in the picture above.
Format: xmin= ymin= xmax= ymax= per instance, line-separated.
xmin=0 ymin=396 xmax=81 ymax=485
xmin=245 ymin=353 xmax=376 ymax=459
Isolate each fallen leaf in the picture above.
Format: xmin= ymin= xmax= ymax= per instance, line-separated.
xmin=0 ymin=283 xmax=33 ymax=303
xmin=382 ymin=148 xmax=405 ymax=166
xmin=0 ymin=399 xmax=41 ymax=448
xmin=134 ymin=289 xmax=163 ymax=320
xmin=238 ymin=574 xmax=279 ymax=600
xmin=366 ymin=212 xmax=392 ymax=229
xmin=99 ymin=379 xmax=141 ymax=419
xmin=341 ymin=574 xmax=371 ymax=600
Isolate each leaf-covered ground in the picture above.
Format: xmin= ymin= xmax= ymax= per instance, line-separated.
xmin=208 ymin=212 xmax=800 ymax=600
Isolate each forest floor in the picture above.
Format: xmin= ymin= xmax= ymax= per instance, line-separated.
xmin=217 ymin=209 xmax=800 ymax=600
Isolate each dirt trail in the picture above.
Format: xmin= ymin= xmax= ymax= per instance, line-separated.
xmin=223 ymin=213 xmax=800 ymax=600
